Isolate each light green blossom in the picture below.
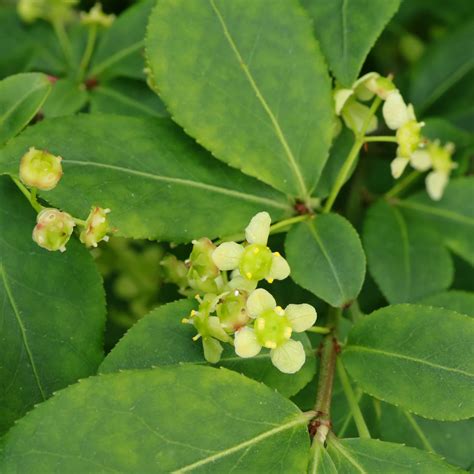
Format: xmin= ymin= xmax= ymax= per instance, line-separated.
xmin=234 ymin=289 xmax=317 ymax=374
xmin=212 ymin=212 xmax=290 ymax=283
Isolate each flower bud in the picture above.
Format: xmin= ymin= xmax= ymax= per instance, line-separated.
xmin=187 ymin=238 xmax=220 ymax=293
xmin=79 ymin=206 xmax=111 ymax=248
xmin=216 ymin=290 xmax=250 ymax=333
xmin=19 ymin=147 xmax=63 ymax=191
xmin=80 ymin=3 xmax=115 ymax=28
xmin=365 ymin=76 xmax=396 ymax=100
xmin=161 ymin=254 xmax=188 ymax=289
xmin=32 ymin=208 xmax=75 ymax=252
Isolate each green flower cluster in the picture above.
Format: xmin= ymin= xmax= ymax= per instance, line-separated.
xmin=162 ymin=212 xmax=317 ymax=374
xmin=334 ymin=73 xmax=456 ymax=200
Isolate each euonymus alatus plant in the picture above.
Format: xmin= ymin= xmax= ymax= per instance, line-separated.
xmin=0 ymin=0 xmax=473 ymax=472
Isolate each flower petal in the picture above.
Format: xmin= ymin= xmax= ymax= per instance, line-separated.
xmin=268 ymin=254 xmax=290 ymax=282
xmin=202 ymin=337 xmax=223 ymax=364
xmin=246 ymin=288 xmax=276 ymax=318
xmin=342 ymin=101 xmax=378 ymax=134
xmin=353 ymin=72 xmax=379 ymax=101
xmin=410 ymin=149 xmax=432 ymax=172
xmin=270 ymin=340 xmax=306 ymax=374
xmin=234 ymin=327 xmax=261 ymax=358
xmin=390 ymin=157 xmax=409 ymax=179
xmin=383 ymin=91 xmax=410 ymax=130
xmin=228 ymin=275 xmax=258 ymax=292
xmin=426 ymin=170 xmax=448 ymax=201
xmin=334 ymin=88 xmax=354 ymax=115
xmin=285 ymin=304 xmax=317 ymax=332
xmin=245 ymin=211 xmax=271 ymax=245
xmin=212 ymin=242 xmax=244 ymax=270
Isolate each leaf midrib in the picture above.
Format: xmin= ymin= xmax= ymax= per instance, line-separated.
xmin=345 ymin=345 xmax=473 ymax=378
xmin=90 ymin=40 xmax=144 ymax=77
xmin=172 ymin=413 xmax=308 ymax=472
xmin=392 ymin=207 xmax=411 ymax=300
xmin=0 ymin=80 xmax=49 ymax=129
xmin=92 ymin=85 xmax=160 ymax=116
xmin=208 ymin=0 xmax=308 ymax=199
xmin=306 ymin=221 xmax=346 ymax=303
xmin=397 ymin=200 xmax=474 ymax=226
xmin=0 ymin=263 xmax=46 ymax=400
xmin=329 ymin=438 xmax=367 ymax=474
xmin=63 ymin=160 xmax=289 ymax=210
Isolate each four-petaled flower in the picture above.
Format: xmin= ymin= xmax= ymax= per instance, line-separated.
xmin=212 ymin=212 xmax=290 ymax=283
xmin=234 ymin=289 xmax=317 ymax=374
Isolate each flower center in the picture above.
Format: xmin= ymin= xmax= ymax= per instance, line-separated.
xmin=396 ymin=120 xmax=422 ymax=157
xmin=216 ymin=291 xmax=249 ymax=332
xmin=239 ymin=244 xmax=273 ymax=281
xmin=254 ymin=308 xmax=292 ymax=349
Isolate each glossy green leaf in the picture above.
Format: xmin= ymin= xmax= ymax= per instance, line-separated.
xmin=0 ymin=177 xmax=105 ymax=435
xmin=0 ymin=115 xmax=291 ymax=242
xmin=410 ymin=19 xmax=474 ymax=114
xmin=380 ymin=403 xmax=474 ymax=470
xmin=89 ymin=78 xmax=168 ymax=118
xmin=327 ymin=437 xmax=460 ymax=473
xmin=100 ymin=299 xmax=316 ymax=397
xmin=363 ymin=200 xmax=453 ymax=303
xmin=0 ymin=73 xmax=51 ymax=145
xmin=285 ymin=214 xmax=366 ymax=307
xmin=0 ymin=366 xmax=311 ymax=473
xmin=343 ymin=304 xmax=474 ymax=420
xmin=419 ymin=290 xmax=474 ymax=318
xmin=302 ymin=0 xmax=401 ymax=86
xmin=42 ymin=79 xmax=88 ymax=118
xmin=397 ymin=177 xmax=474 ymax=265
xmin=89 ymin=0 xmax=155 ymax=80
xmin=146 ymin=0 xmax=334 ymax=198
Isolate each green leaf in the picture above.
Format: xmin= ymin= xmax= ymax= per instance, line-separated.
xmin=42 ymin=79 xmax=88 ymax=118
xmin=0 ymin=177 xmax=105 ymax=435
xmin=146 ymin=0 xmax=334 ymax=199
xmin=308 ymin=442 xmax=338 ymax=474
xmin=285 ymin=214 xmax=366 ymax=307
xmin=89 ymin=78 xmax=168 ymax=118
xmin=0 ymin=73 xmax=51 ymax=145
xmin=410 ymin=19 xmax=474 ymax=114
xmin=0 ymin=114 xmax=291 ymax=242
xmin=314 ymin=127 xmax=357 ymax=199
xmin=343 ymin=304 xmax=474 ymax=420
xmin=380 ymin=403 xmax=474 ymax=470
xmin=100 ymin=299 xmax=316 ymax=398
xmin=326 ymin=437 xmax=460 ymax=473
xmin=396 ymin=177 xmax=474 ymax=265
xmin=302 ymin=0 xmax=401 ymax=86
xmin=89 ymin=0 xmax=155 ymax=80
xmin=0 ymin=366 xmax=311 ymax=472
xmin=0 ymin=8 xmax=36 ymax=79
xmin=363 ymin=200 xmax=453 ymax=303
xmin=419 ymin=290 xmax=474 ymax=318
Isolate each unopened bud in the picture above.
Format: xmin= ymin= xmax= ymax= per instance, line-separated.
xmin=32 ymin=208 xmax=75 ymax=252
xmin=79 ymin=206 xmax=111 ymax=248
xmin=80 ymin=3 xmax=115 ymax=28
xmin=19 ymin=147 xmax=63 ymax=191
xmin=161 ymin=254 xmax=188 ymax=288
xmin=17 ymin=0 xmax=43 ymax=23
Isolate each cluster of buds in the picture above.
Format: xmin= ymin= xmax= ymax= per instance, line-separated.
xmin=18 ymin=147 xmax=112 ymax=252
xmin=80 ymin=3 xmax=115 ymax=28
xmin=163 ymin=212 xmax=318 ymax=374
xmin=17 ymin=0 xmax=77 ymax=24
xmin=334 ymin=73 xmax=457 ymax=200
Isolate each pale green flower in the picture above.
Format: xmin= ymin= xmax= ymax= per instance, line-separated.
xmin=234 ymin=289 xmax=317 ymax=374
xmin=19 ymin=147 xmax=63 ymax=191
xmin=212 ymin=212 xmax=290 ymax=283
xmin=32 ymin=208 xmax=75 ymax=252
